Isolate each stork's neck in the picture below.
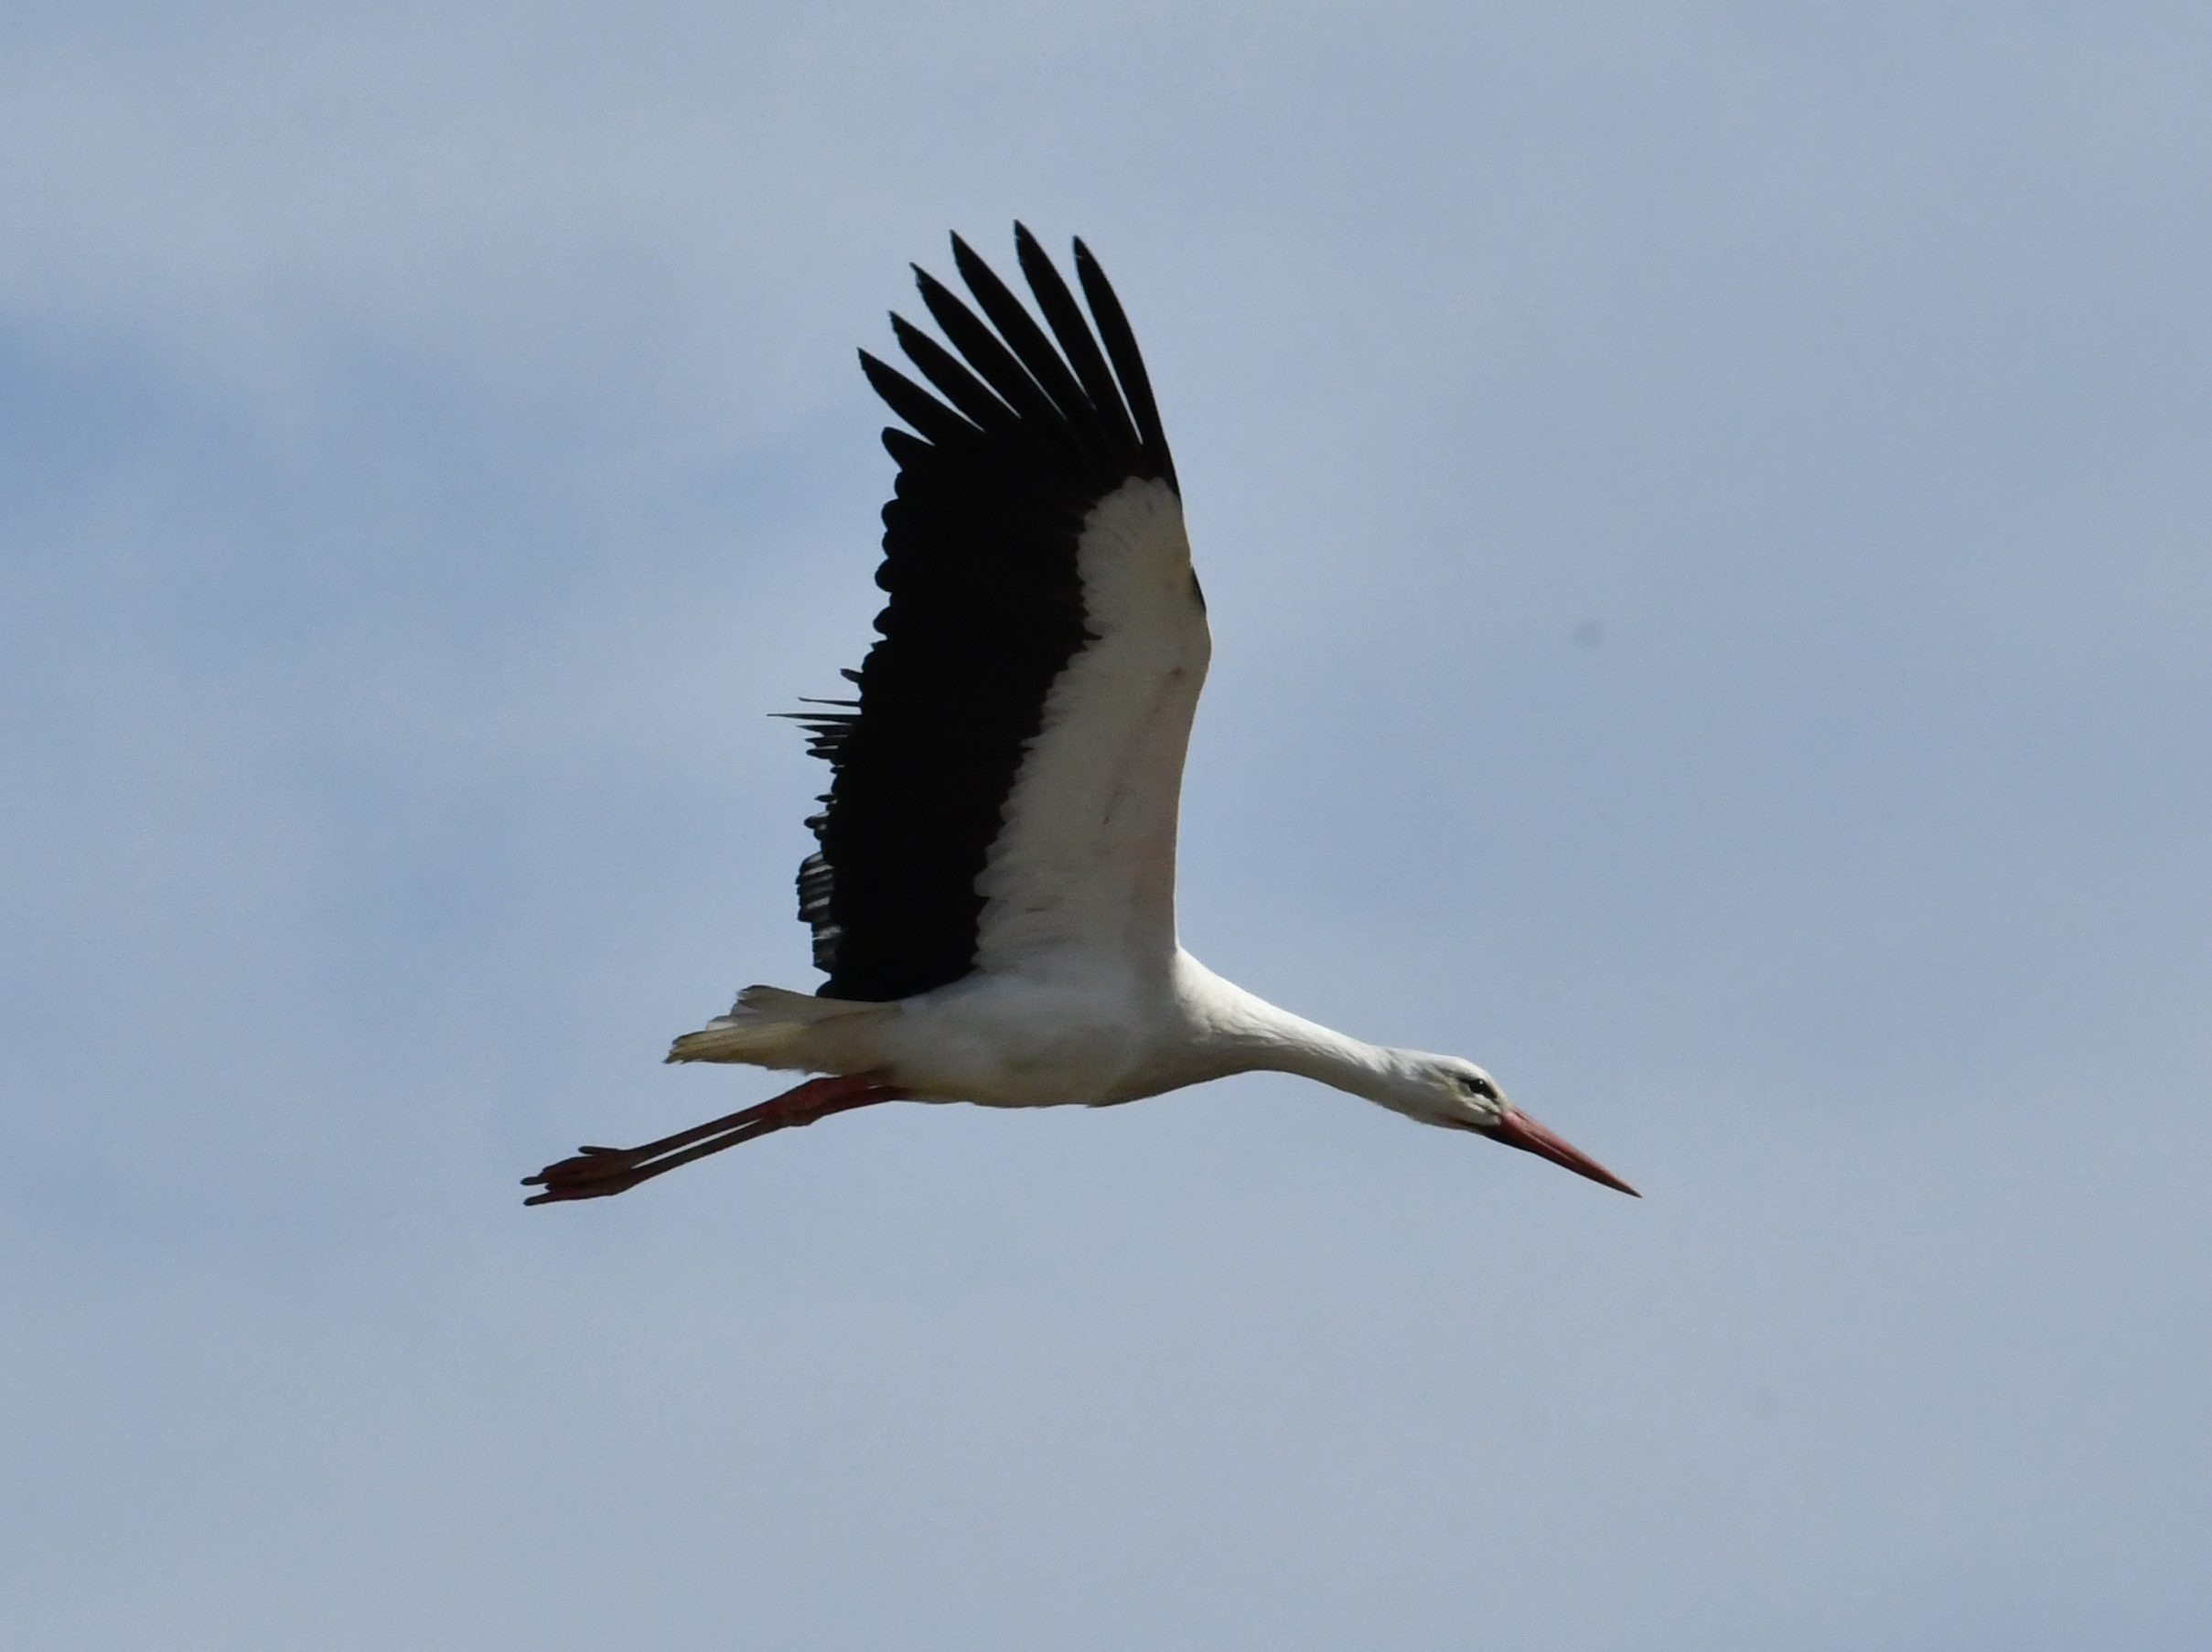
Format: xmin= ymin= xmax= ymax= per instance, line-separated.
xmin=1251 ymin=1015 xmax=1423 ymax=1108
xmin=1176 ymin=955 xmax=1419 ymax=1110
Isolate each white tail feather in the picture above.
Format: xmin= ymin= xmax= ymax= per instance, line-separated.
xmin=665 ymin=984 xmax=886 ymax=1067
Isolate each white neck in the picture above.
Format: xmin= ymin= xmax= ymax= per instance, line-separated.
xmin=1177 ymin=955 xmax=1425 ymax=1114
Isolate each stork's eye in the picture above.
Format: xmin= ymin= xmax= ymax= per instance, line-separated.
xmin=1457 ymin=1073 xmax=1498 ymax=1101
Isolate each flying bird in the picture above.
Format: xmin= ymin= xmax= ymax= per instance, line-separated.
xmin=524 ymin=227 xmax=1636 ymax=1205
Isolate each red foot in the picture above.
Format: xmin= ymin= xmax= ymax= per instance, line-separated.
xmin=522 ymin=1072 xmax=908 ymax=1205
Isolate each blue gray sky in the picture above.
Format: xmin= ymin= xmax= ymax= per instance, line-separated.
xmin=5 ymin=5 xmax=2208 ymax=1647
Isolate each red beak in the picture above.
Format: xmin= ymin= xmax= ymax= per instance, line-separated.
xmin=1482 ymin=1105 xmax=1640 ymax=1196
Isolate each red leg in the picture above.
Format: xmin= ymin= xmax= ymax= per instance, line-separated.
xmin=522 ymin=1071 xmax=909 ymax=1205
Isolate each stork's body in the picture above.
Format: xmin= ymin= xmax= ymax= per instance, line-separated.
xmin=671 ymin=954 xmax=1441 ymax=1116
xmin=525 ymin=230 xmax=1635 ymax=1204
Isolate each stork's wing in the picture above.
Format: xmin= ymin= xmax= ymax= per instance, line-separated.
xmin=790 ymin=227 xmax=1208 ymax=1002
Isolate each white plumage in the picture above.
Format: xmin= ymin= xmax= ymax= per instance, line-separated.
xmin=525 ymin=231 xmax=1634 ymax=1204
xmin=971 ymin=477 xmax=1204 ymax=983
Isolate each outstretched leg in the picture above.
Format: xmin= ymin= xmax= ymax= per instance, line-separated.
xmin=522 ymin=1071 xmax=909 ymax=1205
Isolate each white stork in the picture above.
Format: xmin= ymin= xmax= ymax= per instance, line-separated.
xmin=525 ymin=227 xmax=1636 ymax=1204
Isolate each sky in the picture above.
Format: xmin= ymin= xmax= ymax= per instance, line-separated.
xmin=3 ymin=3 xmax=2208 ymax=1647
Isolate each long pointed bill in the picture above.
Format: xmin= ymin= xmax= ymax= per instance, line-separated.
xmin=1483 ymin=1105 xmax=1640 ymax=1196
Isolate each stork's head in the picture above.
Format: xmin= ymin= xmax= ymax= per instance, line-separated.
xmin=1400 ymin=1055 xmax=1640 ymax=1196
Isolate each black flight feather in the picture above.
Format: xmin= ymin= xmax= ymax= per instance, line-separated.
xmin=1014 ymin=224 xmax=1145 ymax=462
xmin=1075 ymin=238 xmax=1177 ymax=492
xmin=945 ymin=236 xmax=1095 ymax=428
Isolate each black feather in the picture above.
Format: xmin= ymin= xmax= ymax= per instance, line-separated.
xmin=886 ymin=315 xmax=1025 ymax=441
xmin=1015 ymin=224 xmax=1145 ymax=463
xmin=912 ymin=267 xmax=1064 ymax=437
xmin=857 ymin=351 xmax=980 ymax=452
xmin=1075 ymin=238 xmax=1177 ymax=491
xmin=948 ymin=233 xmax=1094 ymax=429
